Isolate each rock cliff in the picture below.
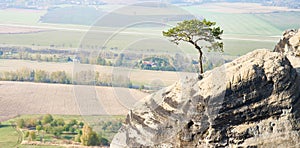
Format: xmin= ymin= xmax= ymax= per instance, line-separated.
xmin=274 ymin=29 xmax=300 ymax=56
xmin=112 ymin=31 xmax=300 ymax=147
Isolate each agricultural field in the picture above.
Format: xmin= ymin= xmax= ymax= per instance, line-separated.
xmin=0 ymin=8 xmax=46 ymax=25
xmin=254 ymin=11 xmax=300 ymax=31
xmin=0 ymin=3 xmax=297 ymax=56
xmin=0 ymin=81 xmax=148 ymax=122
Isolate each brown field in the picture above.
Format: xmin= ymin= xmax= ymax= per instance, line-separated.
xmin=0 ymin=81 xmax=148 ymax=122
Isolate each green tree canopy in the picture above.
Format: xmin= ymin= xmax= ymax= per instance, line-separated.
xmin=42 ymin=114 xmax=54 ymax=124
xmin=163 ymin=19 xmax=223 ymax=75
xmin=69 ymin=119 xmax=78 ymax=126
xmin=56 ymin=118 xmax=65 ymax=126
xmin=36 ymin=125 xmax=42 ymax=131
xmin=28 ymin=131 xmax=36 ymax=141
xmin=80 ymin=125 xmax=100 ymax=146
xmin=16 ymin=119 xmax=25 ymax=128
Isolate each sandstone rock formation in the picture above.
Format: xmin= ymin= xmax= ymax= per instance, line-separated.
xmin=111 ymin=49 xmax=300 ymax=147
xmin=274 ymin=29 xmax=300 ymax=56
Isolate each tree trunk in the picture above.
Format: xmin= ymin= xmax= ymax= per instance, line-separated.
xmin=198 ymin=51 xmax=203 ymax=74
xmin=194 ymin=44 xmax=203 ymax=74
xmin=189 ymin=40 xmax=204 ymax=76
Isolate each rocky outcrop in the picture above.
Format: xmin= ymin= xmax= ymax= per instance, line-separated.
xmin=112 ymin=49 xmax=300 ymax=147
xmin=274 ymin=29 xmax=300 ymax=56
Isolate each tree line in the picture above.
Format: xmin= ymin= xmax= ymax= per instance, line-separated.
xmin=0 ymin=68 xmax=71 ymax=84
xmin=0 ymin=46 xmax=204 ymax=72
xmin=0 ymin=68 xmax=141 ymax=89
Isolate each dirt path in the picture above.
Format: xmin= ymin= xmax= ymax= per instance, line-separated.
xmin=11 ymin=124 xmax=23 ymax=147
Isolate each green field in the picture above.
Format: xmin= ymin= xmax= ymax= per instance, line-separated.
xmin=255 ymin=11 xmax=300 ymax=31
xmin=0 ymin=123 xmax=20 ymax=148
xmin=183 ymin=6 xmax=282 ymax=35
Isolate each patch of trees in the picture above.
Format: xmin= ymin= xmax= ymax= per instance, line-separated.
xmin=74 ymin=70 xmax=134 ymax=88
xmin=0 ymin=47 xmax=125 ymax=67
xmin=78 ymin=125 xmax=109 ymax=146
xmin=0 ymin=68 xmax=141 ymax=89
xmin=100 ymin=121 xmax=122 ymax=133
xmin=16 ymin=114 xmax=109 ymax=146
xmin=137 ymin=56 xmax=176 ymax=71
xmin=0 ymin=68 xmax=71 ymax=84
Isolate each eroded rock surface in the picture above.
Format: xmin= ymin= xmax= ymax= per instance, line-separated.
xmin=274 ymin=29 xmax=300 ymax=56
xmin=112 ymin=49 xmax=300 ymax=148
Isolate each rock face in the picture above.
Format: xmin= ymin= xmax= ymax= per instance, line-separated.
xmin=274 ymin=29 xmax=300 ymax=56
xmin=111 ymin=49 xmax=300 ymax=147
